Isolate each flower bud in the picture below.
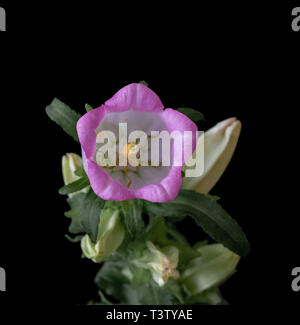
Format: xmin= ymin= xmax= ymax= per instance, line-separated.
xmin=81 ymin=208 xmax=125 ymax=263
xmin=138 ymin=241 xmax=179 ymax=287
xmin=180 ymin=243 xmax=240 ymax=296
xmin=62 ymin=153 xmax=89 ymax=197
xmin=182 ymin=118 xmax=241 ymax=194
xmin=62 ymin=153 xmax=82 ymax=185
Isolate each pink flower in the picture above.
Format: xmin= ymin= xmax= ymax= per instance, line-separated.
xmin=77 ymin=83 xmax=197 ymax=202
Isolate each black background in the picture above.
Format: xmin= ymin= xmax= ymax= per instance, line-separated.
xmin=0 ymin=0 xmax=299 ymax=319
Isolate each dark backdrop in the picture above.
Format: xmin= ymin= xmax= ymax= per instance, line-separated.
xmin=0 ymin=0 xmax=299 ymax=318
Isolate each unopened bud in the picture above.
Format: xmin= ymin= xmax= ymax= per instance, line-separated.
xmin=180 ymin=243 xmax=240 ymax=295
xmin=62 ymin=153 xmax=82 ymax=185
xmin=182 ymin=118 xmax=241 ymax=193
xmin=81 ymin=208 xmax=125 ymax=263
xmin=62 ymin=153 xmax=89 ymax=196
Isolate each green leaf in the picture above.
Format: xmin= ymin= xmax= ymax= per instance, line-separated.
xmin=95 ymin=261 xmax=179 ymax=305
xmin=139 ymin=80 xmax=149 ymax=87
xmin=64 ymin=210 xmax=83 ymax=234
xmin=85 ymin=103 xmax=93 ymax=112
xmin=146 ymin=216 xmax=169 ymax=245
xmin=74 ymin=164 xmax=86 ymax=177
xmin=130 ymin=265 xmax=152 ymax=289
xmin=174 ymin=242 xmax=202 ymax=268
xmin=133 ymin=282 xmax=178 ymax=305
xmin=59 ymin=176 xmax=90 ymax=195
xmin=165 ymin=279 xmax=188 ymax=304
xmin=122 ymin=199 xmax=145 ymax=238
xmin=65 ymin=193 xmax=86 ymax=234
xmin=98 ymin=290 xmax=113 ymax=305
xmin=65 ymin=234 xmax=83 ymax=243
xmin=187 ymin=288 xmax=228 ymax=305
xmin=144 ymin=190 xmax=250 ymax=257
xmin=176 ymin=107 xmax=205 ymax=122
xmin=81 ymin=188 xmax=105 ymax=243
xmin=45 ymin=98 xmax=81 ymax=142
xmin=95 ymin=261 xmax=131 ymax=302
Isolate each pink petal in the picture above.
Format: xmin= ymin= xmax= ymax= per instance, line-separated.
xmin=87 ymin=159 xmax=134 ymax=201
xmin=104 ymin=83 xmax=164 ymax=113
xmin=134 ymin=167 xmax=182 ymax=202
xmin=160 ymin=108 xmax=198 ymax=165
xmin=77 ymin=105 xmax=106 ymax=159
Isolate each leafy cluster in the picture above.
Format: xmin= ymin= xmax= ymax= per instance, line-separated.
xmin=46 ymin=89 xmax=249 ymax=305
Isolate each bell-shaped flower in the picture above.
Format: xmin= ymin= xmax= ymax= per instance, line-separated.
xmin=76 ymin=83 xmax=197 ymax=202
xmin=182 ymin=118 xmax=241 ymax=193
xmin=180 ymin=243 xmax=240 ymax=296
xmin=81 ymin=208 xmax=125 ymax=263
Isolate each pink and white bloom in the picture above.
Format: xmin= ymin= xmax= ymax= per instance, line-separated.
xmin=77 ymin=83 xmax=197 ymax=202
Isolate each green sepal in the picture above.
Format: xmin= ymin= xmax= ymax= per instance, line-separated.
xmin=121 ymin=199 xmax=145 ymax=238
xmin=85 ymin=103 xmax=93 ymax=112
xmin=139 ymin=80 xmax=149 ymax=87
xmin=59 ymin=176 xmax=90 ymax=195
xmin=74 ymin=164 xmax=86 ymax=177
xmin=176 ymin=107 xmax=205 ymax=122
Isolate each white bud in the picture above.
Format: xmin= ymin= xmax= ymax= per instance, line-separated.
xmin=183 ymin=118 xmax=241 ymax=193
xmin=81 ymin=208 xmax=125 ymax=263
xmin=180 ymin=243 xmax=240 ymax=295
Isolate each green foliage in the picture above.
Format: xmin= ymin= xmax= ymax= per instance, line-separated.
xmin=121 ymin=199 xmax=145 ymax=238
xmin=65 ymin=193 xmax=86 ymax=234
xmin=98 ymin=290 xmax=113 ymax=305
xmin=95 ymin=261 xmax=132 ymax=302
xmin=74 ymin=164 xmax=86 ymax=177
xmin=65 ymin=234 xmax=84 ymax=243
xmin=130 ymin=265 xmax=152 ymax=289
xmin=80 ymin=188 xmax=105 ymax=243
xmin=59 ymin=176 xmax=90 ymax=195
xmin=176 ymin=107 xmax=205 ymax=122
xmin=45 ymin=98 xmax=81 ymax=142
xmin=85 ymin=104 xmax=93 ymax=112
xmin=145 ymin=216 xmax=201 ymax=269
xmin=95 ymin=261 xmax=178 ymax=305
xmin=144 ymin=190 xmax=250 ymax=257
xmin=139 ymin=80 xmax=149 ymax=87
xmin=186 ymin=287 xmax=228 ymax=305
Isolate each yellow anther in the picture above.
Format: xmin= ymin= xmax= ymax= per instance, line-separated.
xmin=97 ymin=132 xmax=104 ymax=139
xmin=122 ymin=142 xmax=138 ymax=158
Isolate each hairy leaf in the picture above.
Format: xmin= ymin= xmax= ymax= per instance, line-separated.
xmin=45 ymin=98 xmax=81 ymax=141
xmin=80 ymin=188 xmax=105 ymax=243
xmin=144 ymin=190 xmax=250 ymax=257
